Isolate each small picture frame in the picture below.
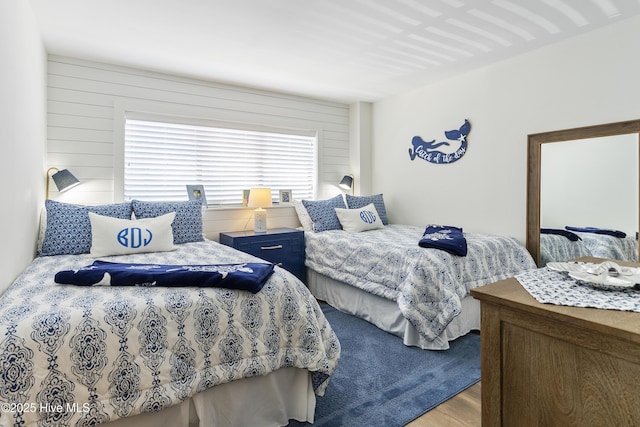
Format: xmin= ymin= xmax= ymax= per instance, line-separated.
xmin=242 ymin=189 xmax=251 ymax=207
xmin=187 ymin=185 xmax=207 ymax=206
xmin=279 ymin=189 xmax=292 ymax=205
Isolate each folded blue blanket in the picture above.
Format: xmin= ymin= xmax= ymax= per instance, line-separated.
xmin=540 ymin=228 xmax=581 ymax=241
xmin=419 ymin=225 xmax=467 ymax=256
xmin=55 ymin=260 xmax=275 ymax=293
xmin=565 ymin=226 xmax=626 ymax=239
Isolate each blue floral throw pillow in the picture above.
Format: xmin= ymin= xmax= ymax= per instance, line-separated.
xmin=40 ymin=200 xmax=133 ymax=256
xmin=345 ymin=194 xmax=389 ymax=225
xmin=302 ymin=195 xmax=346 ymax=232
xmin=132 ymin=199 xmax=204 ymax=244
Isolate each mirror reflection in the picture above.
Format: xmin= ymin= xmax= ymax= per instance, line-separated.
xmin=539 ymin=134 xmax=639 ymax=266
xmin=526 ymin=119 xmax=640 ymax=267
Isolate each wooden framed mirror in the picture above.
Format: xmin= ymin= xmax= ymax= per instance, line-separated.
xmin=526 ymin=119 xmax=640 ymax=266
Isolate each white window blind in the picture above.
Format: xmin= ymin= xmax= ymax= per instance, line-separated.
xmin=124 ymin=118 xmax=317 ymax=205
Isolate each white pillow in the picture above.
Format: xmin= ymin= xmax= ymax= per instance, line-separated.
xmin=293 ymin=199 xmax=314 ymax=232
xmin=37 ymin=207 xmax=47 ymax=253
xmin=89 ymin=212 xmax=176 ymax=257
xmin=335 ymin=203 xmax=384 ymax=233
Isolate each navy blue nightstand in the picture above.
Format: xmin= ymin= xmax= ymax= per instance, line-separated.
xmin=219 ymin=228 xmax=305 ymax=282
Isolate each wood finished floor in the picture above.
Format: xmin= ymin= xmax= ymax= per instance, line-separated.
xmin=405 ymin=382 xmax=481 ymax=427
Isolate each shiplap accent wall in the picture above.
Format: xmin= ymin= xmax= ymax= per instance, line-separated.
xmin=46 ymin=55 xmax=350 ymax=240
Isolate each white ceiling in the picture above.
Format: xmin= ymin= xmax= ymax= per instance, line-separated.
xmin=29 ymin=0 xmax=640 ymax=103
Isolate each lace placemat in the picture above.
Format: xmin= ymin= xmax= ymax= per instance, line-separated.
xmin=515 ymin=267 xmax=640 ymax=312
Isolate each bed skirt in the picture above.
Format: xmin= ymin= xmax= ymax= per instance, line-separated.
xmin=103 ymin=368 xmax=315 ymax=427
xmin=307 ymin=269 xmax=480 ymax=350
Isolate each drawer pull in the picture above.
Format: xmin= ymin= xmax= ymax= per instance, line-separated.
xmin=260 ymin=244 xmax=283 ymax=250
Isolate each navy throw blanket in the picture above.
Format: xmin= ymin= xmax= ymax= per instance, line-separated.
xmin=565 ymin=226 xmax=626 ymax=239
xmin=419 ymin=225 xmax=467 ymax=256
xmin=55 ymin=260 xmax=275 ymax=293
xmin=540 ymin=228 xmax=581 ymax=241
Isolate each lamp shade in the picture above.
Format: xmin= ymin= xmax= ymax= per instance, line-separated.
xmin=247 ymin=188 xmax=273 ymax=208
xmin=339 ymin=175 xmax=353 ymax=191
xmin=52 ymin=169 xmax=80 ymax=192
xmin=46 ymin=167 xmax=81 ymax=199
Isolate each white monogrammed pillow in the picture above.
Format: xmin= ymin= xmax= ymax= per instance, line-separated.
xmin=335 ymin=203 xmax=384 ymax=233
xmin=89 ymin=212 xmax=176 ymax=257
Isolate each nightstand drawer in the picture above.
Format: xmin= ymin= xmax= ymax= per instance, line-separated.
xmin=219 ymin=228 xmax=305 ymax=282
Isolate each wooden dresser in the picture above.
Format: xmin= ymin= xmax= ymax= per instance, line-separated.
xmin=471 ymin=262 xmax=640 ymax=426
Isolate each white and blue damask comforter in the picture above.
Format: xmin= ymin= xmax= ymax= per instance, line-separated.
xmin=540 ymin=232 xmax=638 ymax=265
xmin=0 ymin=240 xmax=340 ymax=427
xmin=573 ymin=232 xmax=639 ymax=262
xmin=305 ymin=225 xmax=536 ymax=341
xmin=540 ymin=233 xmax=592 ymax=266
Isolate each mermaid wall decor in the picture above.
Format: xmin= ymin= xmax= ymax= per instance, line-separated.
xmin=409 ymin=119 xmax=471 ymax=164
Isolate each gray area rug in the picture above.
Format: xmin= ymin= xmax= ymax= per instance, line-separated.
xmin=289 ymin=304 xmax=480 ymax=426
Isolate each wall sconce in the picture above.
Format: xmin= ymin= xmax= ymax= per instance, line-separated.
xmin=248 ymin=187 xmax=273 ymax=233
xmin=339 ymin=174 xmax=354 ymax=195
xmin=46 ymin=167 xmax=80 ymax=199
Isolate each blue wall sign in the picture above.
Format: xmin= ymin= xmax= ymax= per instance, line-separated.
xmin=409 ymin=120 xmax=471 ymax=164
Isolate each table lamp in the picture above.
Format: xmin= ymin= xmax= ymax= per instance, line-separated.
xmin=248 ymin=188 xmax=273 ymax=233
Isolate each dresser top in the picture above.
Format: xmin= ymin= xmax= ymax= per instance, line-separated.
xmin=471 ymin=257 xmax=640 ymax=343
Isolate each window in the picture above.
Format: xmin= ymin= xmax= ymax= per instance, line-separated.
xmin=124 ymin=118 xmax=317 ymax=205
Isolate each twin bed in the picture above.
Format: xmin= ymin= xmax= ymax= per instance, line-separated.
xmin=295 ymin=194 xmax=537 ymax=350
xmin=0 ymin=199 xmax=339 ymax=427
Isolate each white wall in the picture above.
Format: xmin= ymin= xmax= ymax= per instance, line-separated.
xmin=46 ymin=56 xmax=351 ymax=239
xmin=0 ymin=2 xmax=47 ymax=294
xmin=349 ymin=102 xmax=373 ymax=196
xmin=372 ymin=15 xmax=640 ymax=242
